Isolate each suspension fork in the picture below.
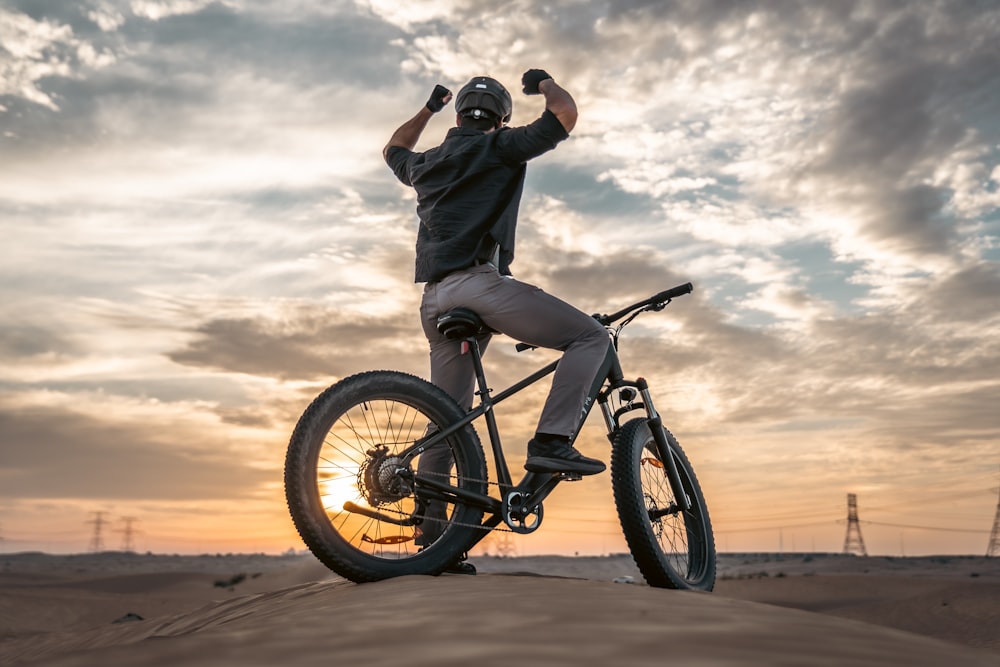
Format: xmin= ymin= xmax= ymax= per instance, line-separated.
xmin=636 ymin=377 xmax=692 ymax=512
xmin=601 ymin=374 xmax=692 ymax=513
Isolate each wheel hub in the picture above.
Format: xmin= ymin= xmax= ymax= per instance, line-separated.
xmin=645 ymin=493 xmax=664 ymax=538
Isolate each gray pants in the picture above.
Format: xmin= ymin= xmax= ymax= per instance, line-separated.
xmin=414 ymin=264 xmax=611 ymax=545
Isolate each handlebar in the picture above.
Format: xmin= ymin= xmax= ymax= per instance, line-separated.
xmin=595 ymin=281 xmax=693 ymax=325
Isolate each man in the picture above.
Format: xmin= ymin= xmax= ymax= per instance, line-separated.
xmin=384 ymin=70 xmax=611 ymax=570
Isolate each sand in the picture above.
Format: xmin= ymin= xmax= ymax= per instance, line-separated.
xmin=1 ymin=552 xmax=998 ymax=666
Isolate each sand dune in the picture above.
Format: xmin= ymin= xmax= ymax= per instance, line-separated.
xmin=2 ymin=553 xmax=998 ymax=666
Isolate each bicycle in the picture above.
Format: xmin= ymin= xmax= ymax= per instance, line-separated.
xmin=284 ymin=281 xmax=716 ymax=590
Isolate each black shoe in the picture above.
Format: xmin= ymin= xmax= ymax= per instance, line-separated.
xmin=443 ymin=555 xmax=476 ymax=575
xmin=524 ymin=438 xmax=606 ymax=476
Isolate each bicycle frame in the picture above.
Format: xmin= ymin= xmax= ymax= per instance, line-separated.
xmin=390 ymin=283 xmax=695 ymax=543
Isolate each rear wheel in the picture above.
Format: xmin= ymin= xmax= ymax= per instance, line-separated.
xmin=611 ymin=418 xmax=716 ymax=590
xmin=284 ymin=371 xmax=487 ymax=582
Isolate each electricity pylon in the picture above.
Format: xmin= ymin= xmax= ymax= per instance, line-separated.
xmin=87 ymin=511 xmax=108 ymax=552
xmin=987 ymin=484 xmax=1000 ymax=558
xmin=842 ymin=493 xmax=868 ymax=557
xmin=118 ymin=517 xmax=139 ymax=553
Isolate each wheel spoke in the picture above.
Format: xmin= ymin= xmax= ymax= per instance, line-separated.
xmin=285 ymin=373 xmax=488 ymax=582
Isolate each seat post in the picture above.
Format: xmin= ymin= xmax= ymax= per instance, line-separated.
xmin=463 ymin=335 xmax=513 ymax=489
xmin=463 ymin=336 xmax=490 ymax=403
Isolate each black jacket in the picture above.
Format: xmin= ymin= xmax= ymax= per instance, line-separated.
xmin=386 ymin=109 xmax=569 ymax=283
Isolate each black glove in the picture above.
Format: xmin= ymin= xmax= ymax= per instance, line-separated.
xmin=521 ymin=69 xmax=552 ymax=95
xmin=425 ymin=84 xmax=452 ymax=112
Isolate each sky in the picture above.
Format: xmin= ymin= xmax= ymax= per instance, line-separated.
xmin=2 ymin=0 xmax=999 ymax=558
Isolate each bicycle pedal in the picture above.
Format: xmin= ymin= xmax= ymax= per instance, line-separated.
xmin=559 ymin=472 xmax=583 ymax=482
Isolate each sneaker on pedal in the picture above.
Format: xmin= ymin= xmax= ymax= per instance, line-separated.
xmin=524 ymin=437 xmax=605 ymax=476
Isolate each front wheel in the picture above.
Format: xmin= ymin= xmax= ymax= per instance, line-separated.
xmin=611 ymin=418 xmax=716 ymax=590
xmin=284 ymin=371 xmax=488 ymax=582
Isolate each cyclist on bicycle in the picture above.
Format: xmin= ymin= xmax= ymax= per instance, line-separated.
xmin=384 ymin=70 xmax=611 ymax=565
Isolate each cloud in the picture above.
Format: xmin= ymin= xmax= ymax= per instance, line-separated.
xmin=0 ymin=5 xmax=116 ymax=110
xmin=1 ymin=0 xmax=998 ymax=552
xmin=0 ymin=324 xmax=80 ymax=360
xmin=2 ymin=1 xmax=412 ymax=204
xmin=167 ymin=307 xmax=425 ymax=380
xmin=0 ymin=393 xmax=276 ymax=502
xmin=922 ymin=262 xmax=1000 ymax=322
xmin=129 ymin=0 xmax=224 ymax=22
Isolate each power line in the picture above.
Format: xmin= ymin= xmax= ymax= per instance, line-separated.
xmin=716 ymin=510 xmax=842 ymax=524
xmin=861 ymin=520 xmax=990 ymax=534
xmin=864 ymin=488 xmax=997 ymax=513
xmin=717 ymin=521 xmax=837 ymax=534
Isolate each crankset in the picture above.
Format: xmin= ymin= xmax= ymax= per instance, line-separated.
xmin=502 ymin=490 xmax=543 ymax=534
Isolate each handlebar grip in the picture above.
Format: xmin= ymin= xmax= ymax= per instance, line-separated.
xmin=652 ymin=282 xmax=693 ymax=303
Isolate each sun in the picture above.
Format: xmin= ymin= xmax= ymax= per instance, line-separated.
xmin=318 ymin=469 xmax=365 ymax=513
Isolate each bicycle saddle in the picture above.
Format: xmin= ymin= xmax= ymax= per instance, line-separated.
xmin=436 ymin=307 xmax=488 ymax=340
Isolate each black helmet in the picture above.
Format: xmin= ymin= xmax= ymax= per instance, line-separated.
xmin=455 ymin=76 xmax=512 ymax=125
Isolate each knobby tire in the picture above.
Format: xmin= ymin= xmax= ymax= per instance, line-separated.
xmin=284 ymin=371 xmax=487 ymax=582
xmin=611 ymin=418 xmax=716 ymax=590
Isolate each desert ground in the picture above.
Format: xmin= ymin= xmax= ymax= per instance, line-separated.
xmin=1 ymin=551 xmax=998 ymax=666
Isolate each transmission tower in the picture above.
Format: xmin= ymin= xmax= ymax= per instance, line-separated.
xmin=493 ymin=532 xmax=517 ymax=558
xmin=842 ymin=493 xmax=868 ymax=557
xmin=87 ymin=511 xmax=108 ymax=553
xmin=118 ymin=517 xmax=139 ymax=553
xmin=482 ymin=532 xmax=517 ymax=557
xmin=987 ymin=483 xmax=1000 ymax=558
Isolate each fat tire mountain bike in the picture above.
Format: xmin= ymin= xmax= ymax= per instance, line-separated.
xmin=284 ymin=282 xmax=716 ymax=590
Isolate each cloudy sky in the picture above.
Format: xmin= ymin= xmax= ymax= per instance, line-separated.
xmin=2 ymin=0 xmax=999 ymax=557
